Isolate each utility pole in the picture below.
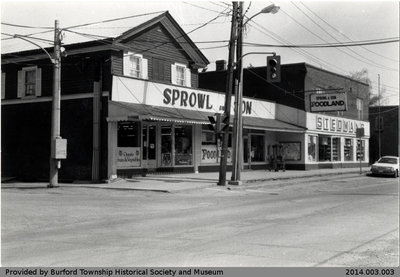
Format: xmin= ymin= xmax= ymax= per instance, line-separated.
xmin=231 ymin=1 xmax=244 ymax=185
xmin=378 ymin=74 xmax=381 ymax=159
xmin=218 ymin=2 xmax=238 ymax=186
xmin=49 ymin=20 xmax=62 ymax=188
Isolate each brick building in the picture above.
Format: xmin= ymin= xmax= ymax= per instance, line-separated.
xmin=369 ymin=105 xmax=399 ymax=163
xmin=199 ymin=63 xmax=371 ymax=170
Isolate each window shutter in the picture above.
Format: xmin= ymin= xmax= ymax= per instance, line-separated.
xmin=171 ymin=64 xmax=177 ymax=85
xmin=142 ymin=58 xmax=148 ymax=80
xmin=1 ymin=72 xmax=5 ymax=99
xmin=123 ymin=51 xmax=130 ymax=76
xmin=185 ymin=68 xmax=191 ymax=87
xmin=17 ymin=70 xmax=24 ymax=98
xmin=36 ymin=68 xmax=42 ymax=97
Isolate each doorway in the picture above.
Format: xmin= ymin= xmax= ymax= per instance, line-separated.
xmin=142 ymin=124 xmax=157 ymax=169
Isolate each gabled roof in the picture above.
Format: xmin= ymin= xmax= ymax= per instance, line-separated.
xmin=2 ymin=12 xmax=209 ymax=67
xmin=114 ymin=11 xmax=209 ymax=68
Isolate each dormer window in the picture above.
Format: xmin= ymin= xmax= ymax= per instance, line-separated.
xmin=123 ymin=52 xmax=148 ymax=79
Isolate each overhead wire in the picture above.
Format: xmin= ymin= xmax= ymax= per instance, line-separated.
xmin=289 ymin=2 xmax=398 ymax=72
xmin=299 ymin=2 xmax=399 ymax=63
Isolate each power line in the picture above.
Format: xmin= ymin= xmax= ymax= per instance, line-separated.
xmin=282 ymin=5 xmax=398 ymax=72
xmin=299 ymin=2 xmax=399 ymax=63
xmin=1 ymin=22 xmax=53 ymax=29
xmin=62 ymin=11 xmax=166 ymax=31
xmin=290 ymin=2 xmax=398 ymax=71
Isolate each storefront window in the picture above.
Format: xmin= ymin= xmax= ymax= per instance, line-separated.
xmin=318 ymin=136 xmax=331 ymax=162
xmin=308 ymin=136 xmax=316 ymax=162
xmin=118 ymin=121 xmax=140 ymax=147
xmin=332 ymin=137 xmax=341 ymax=161
xmin=161 ymin=125 xmax=172 ymax=166
xmin=251 ymin=135 xmax=265 ymax=162
xmin=356 ymin=140 xmax=365 ymax=161
xmin=117 ymin=121 xmax=141 ymax=168
xmin=344 ymin=139 xmax=353 ymax=161
xmin=175 ymin=125 xmax=192 ymax=165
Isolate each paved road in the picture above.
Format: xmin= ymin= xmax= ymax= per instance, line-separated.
xmin=1 ymin=174 xmax=398 ymax=267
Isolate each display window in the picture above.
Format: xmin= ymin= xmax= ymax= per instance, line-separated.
xmin=308 ymin=136 xmax=317 ymax=162
xmin=117 ymin=121 xmax=141 ymax=168
xmin=175 ymin=125 xmax=193 ymax=165
xmin=250 ymin=135 xmax=265 ymax=162
xmin=332 ymin=137 xmax=341 ymax=161
xmin=344 ymin=138 xmax=353 ymax=161
xmin=118 ymin=121 xmax=140 ymax=147
xmin=161 ymin=125 xmax=172 ymax=166
xmin=318 ymin=136 xmax=331 ymax=162
xmin=356 ymin=140 xmax=365 ymax=161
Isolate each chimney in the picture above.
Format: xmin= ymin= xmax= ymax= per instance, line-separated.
xmin=215 ymin=60 xmax=227 ymax=71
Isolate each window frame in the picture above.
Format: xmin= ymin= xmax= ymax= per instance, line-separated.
xmin=18 ymin=66 xmax=41 ymax=99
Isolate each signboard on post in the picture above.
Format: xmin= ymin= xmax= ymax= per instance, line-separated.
xmin=356 ymin=127 xmax=365 ymax=138
xmin=310 ymin=92 xmax=347 ymax=112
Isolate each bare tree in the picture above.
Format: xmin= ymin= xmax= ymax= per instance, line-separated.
xmin=349 ymin=68 xmax=383 ymax=106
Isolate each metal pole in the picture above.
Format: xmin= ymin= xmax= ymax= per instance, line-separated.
xmin=378 ymin=74 xmax=381 ymax=158
xmin=49 ymin=20 xmax=61 ymax=188
xmin=218 ymin=2 xmax=238 ymax=186
xmin=231 ymin=2 xmax=243 ymax=184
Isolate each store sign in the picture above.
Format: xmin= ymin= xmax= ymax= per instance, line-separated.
xmin=310 ymin=92 xmax=347 ymax=112
xmin=117 ymin=147 xmax=141 ymax=167
xmin=201 ymin=145 xmax=232 ymax=164
xmin=111 ymin=76 xmax=275 ymax=119
xmin=316 ymin=115 xmax=364 ymax=134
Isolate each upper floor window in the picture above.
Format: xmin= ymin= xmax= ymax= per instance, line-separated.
xmin=1 ymin=72 xmax=5 ymax=99
xmin=375 ymin=116 xmax=384 ymax=131
xmin=171 ymin=63 xmax=191 ymax=87
xmin=356 ymin=98 xmax=363 ymax=120
xmin=17 ymin=66 xmax=42 ymax=98
xmin=123 ymin=52 xmax=148 ymax=79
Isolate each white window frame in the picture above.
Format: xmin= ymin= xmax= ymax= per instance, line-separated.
xmin=123 ymin=52 xmax=148 ymax=79
xmin=1 ymin=72 xmax=5 ymax=99
xmin=171 ymin=62 xmax=191 ymax=87
xmin=17 ymin=66 xmax=42 ymax=98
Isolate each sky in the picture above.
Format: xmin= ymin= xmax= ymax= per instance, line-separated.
xmin=1 ymin=0 xmax=399 ymax=105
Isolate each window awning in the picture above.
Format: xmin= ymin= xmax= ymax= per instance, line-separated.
xmin=108 ymin=101 xmax=306 ymax=133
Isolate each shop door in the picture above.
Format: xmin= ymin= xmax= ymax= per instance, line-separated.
xmin=142 ymin=124 xmax=157 ymax=168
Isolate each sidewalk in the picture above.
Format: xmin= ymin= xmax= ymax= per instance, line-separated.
xmin=2 ymin=167 xmax=371 ymax=192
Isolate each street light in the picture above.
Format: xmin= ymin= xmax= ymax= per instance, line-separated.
xmin=230 ymin=3 xmax=280 ymax=185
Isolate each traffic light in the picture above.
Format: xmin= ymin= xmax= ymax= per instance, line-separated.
xmin=267 ymin=55 xmax=281 ymax=83
xmin=220 ymin=114 xmax=230 ymax=133
xmin=208 ymin=113 xmax=221 ymax=133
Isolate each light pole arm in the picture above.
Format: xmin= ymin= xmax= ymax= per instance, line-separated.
xmin=236 ymin=51 xmax=276 ymax=65
xmin=13 ymin=35 xmax=55 ymax=64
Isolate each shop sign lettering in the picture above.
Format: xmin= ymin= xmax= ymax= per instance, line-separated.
xmin=163 ymin=88 xmax=213 ymax=110
xmin=201 ymin=145 xmax=232 ymax=164
xmin=310 ymin=92 xmax=347 ymax=112
xmin=316 ymin=115 xmax=363 ymax=134
xmin=117 ymin=147 xmax=141 ymax=168
xmin=163 ymin=87 xmax=253 ymax=115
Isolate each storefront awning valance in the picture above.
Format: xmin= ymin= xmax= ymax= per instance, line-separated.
xmin=243 ymin=117 xmax=306 ymax=133
xmin=108 ymin=101 xmax=306 ymax=133
xmin=108 ymin=101 xmax=214 ymax=124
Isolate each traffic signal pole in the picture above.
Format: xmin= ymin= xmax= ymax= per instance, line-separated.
xmin=218 ymin=2 xmax=238 ymax=186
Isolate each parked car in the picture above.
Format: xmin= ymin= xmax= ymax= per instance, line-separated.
xmin=370 ymin=156 xmax=399 ymax=177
